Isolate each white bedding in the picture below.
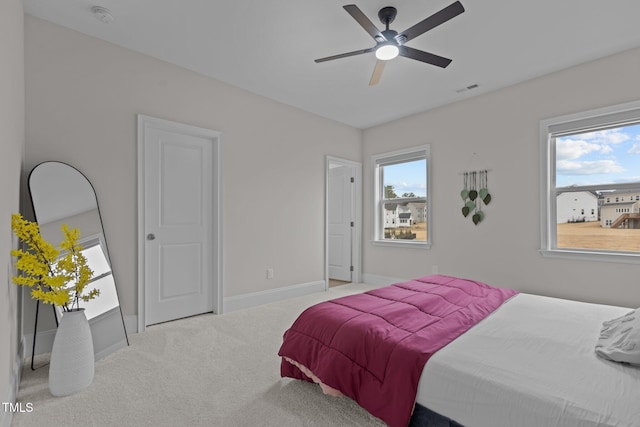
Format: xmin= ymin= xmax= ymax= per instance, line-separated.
xmin=416 ymin=293 xmax=640 ymax=427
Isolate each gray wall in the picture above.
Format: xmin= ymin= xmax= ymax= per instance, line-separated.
xmin=0 ymin=0 xmax=25 ymax=425
xmin=363 ymin=46 xmax=640 ymax=308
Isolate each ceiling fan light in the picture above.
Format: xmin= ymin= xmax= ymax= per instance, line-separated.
xmin=375 ymin=44 xmax=399 ymax=61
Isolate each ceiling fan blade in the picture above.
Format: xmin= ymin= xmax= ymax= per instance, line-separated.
xmin=343 ymin=4 xmax=384 ymax=40
xmin=369 ymin=60 xmax=386 ymax=86
xmin=400 ymin=1 xmax=465 ymax=43
xmin=399 ymin=46 xmax=452 ymax=68
xmin=315 ymin=47 xmax=375 ymax=63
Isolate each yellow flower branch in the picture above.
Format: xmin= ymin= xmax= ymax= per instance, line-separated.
xmin=11 ymin=213 xmax=99 ymax=311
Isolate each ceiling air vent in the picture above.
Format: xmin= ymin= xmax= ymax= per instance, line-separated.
xmin=456 ymin=83 xmax=479 ymax=93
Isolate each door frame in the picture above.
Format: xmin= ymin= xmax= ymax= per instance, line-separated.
xmin=137 ymin=115 xmax=223 ymax=332
xmin=325 ymin=156 xmax=362 ymax=288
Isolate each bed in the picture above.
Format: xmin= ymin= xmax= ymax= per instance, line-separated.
xmin=278 ymin=275 xmax=640 ymax=427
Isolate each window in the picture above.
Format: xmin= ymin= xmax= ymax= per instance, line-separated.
xmin=58 ymin=235 xmax=120 ymax=319
xmin=372 ymin=145 xmax=430 ymax=248
xmin=541 ymin=100 xmax=640 ymax=263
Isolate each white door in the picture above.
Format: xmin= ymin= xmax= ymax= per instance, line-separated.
xmin=328 ymin=164 xmax=354 ymax=281
xmin=138 ymin=116 xmax=221 ymax=327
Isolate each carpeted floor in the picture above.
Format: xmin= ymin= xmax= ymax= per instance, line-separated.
xmin=13 ymin=283 xmax=387 ymax=427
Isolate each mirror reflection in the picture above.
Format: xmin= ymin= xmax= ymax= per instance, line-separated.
xmin=29 ymin=161 xmax=128 ymax=358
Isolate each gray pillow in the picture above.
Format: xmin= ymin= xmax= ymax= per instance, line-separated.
xmin=596 ymin=308 xmax=640 ymax=366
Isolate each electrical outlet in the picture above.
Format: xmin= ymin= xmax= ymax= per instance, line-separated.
xmin=267 ymin=268 xmax=274 ymax=279
xmin=432 ymin=265 xmax=438 ymax=274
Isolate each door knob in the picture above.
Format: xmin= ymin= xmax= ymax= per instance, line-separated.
xmin=147 ymin=233 xmax=156 ymax=241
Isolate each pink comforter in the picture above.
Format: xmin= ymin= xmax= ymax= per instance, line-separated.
xmin=278 ymin=275 xmax=517 ymax=427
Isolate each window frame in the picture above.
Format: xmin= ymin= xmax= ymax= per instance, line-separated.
xmin=540 ymin=99 xmax=640 ymax=264
xmin=372 ymin=145 xmax=431 ymax=249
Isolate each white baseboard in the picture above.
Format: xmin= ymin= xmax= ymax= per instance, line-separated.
xmin=128 ymin=279 xmax=327 ymax=324
xmin=123 ymin=314 xmax=138 ymax=335
xmin=223 ymin=280 xmax=326 ymax=313
xmin=22 ymin=328 xmax=56 ymax=359
xmin=1 ymin=340 xmax=24 ymax=427
xmin=361 ymin=273 xmax=406 ymax=287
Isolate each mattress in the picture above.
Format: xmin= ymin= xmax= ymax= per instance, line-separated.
xmin=278 ymin=275 xmax=516 ymax=427
xmin=416 ymin=293 xmax=640 ymax=427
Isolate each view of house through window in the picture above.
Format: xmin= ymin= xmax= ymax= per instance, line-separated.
xmin=553 ymin=121 xmax=640 ymax=254
xmin=373 ymin=146 xmax=429 ymax=246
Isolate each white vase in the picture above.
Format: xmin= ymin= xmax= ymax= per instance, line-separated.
xmin=49 ymin=309 xmax=95 ymax=397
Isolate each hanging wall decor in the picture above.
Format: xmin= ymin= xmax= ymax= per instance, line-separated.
xmin=460 ymin=170 xmax=491 ymax=225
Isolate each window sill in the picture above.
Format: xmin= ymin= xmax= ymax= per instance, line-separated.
xmin=540 ymin=249 xmax=640 ymax=264
xmin=372 ymin=240 xmax=431 ymax=249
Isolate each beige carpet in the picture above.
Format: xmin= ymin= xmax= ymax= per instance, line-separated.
xmin=13 ymin=283 xmax=387 ymax=427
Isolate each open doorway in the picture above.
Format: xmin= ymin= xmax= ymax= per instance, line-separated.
xmin=326 ymin=157 xmax=361 ymax=289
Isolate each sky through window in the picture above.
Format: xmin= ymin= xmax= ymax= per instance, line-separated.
xmin=556 ymin=123 xmax=640 ymax=187
xmin=383 ymin=159 xmax=426 ymax=197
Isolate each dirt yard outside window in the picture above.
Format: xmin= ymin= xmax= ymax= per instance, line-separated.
xmin=384 ymin=222 xmax=427 ymax=241
xmin=557 ymin=221 xmax=640 ymax=252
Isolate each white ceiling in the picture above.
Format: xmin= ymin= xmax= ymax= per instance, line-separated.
xmin=23 ymin=0 xmax=640 ymax=129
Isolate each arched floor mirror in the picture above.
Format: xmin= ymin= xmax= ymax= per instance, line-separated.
xmin=29 ymin=161 xmax=129 ymax=364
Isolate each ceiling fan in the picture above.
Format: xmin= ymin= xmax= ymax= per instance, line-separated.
xmin=315 ymin=2 xmax=465 ymax=86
